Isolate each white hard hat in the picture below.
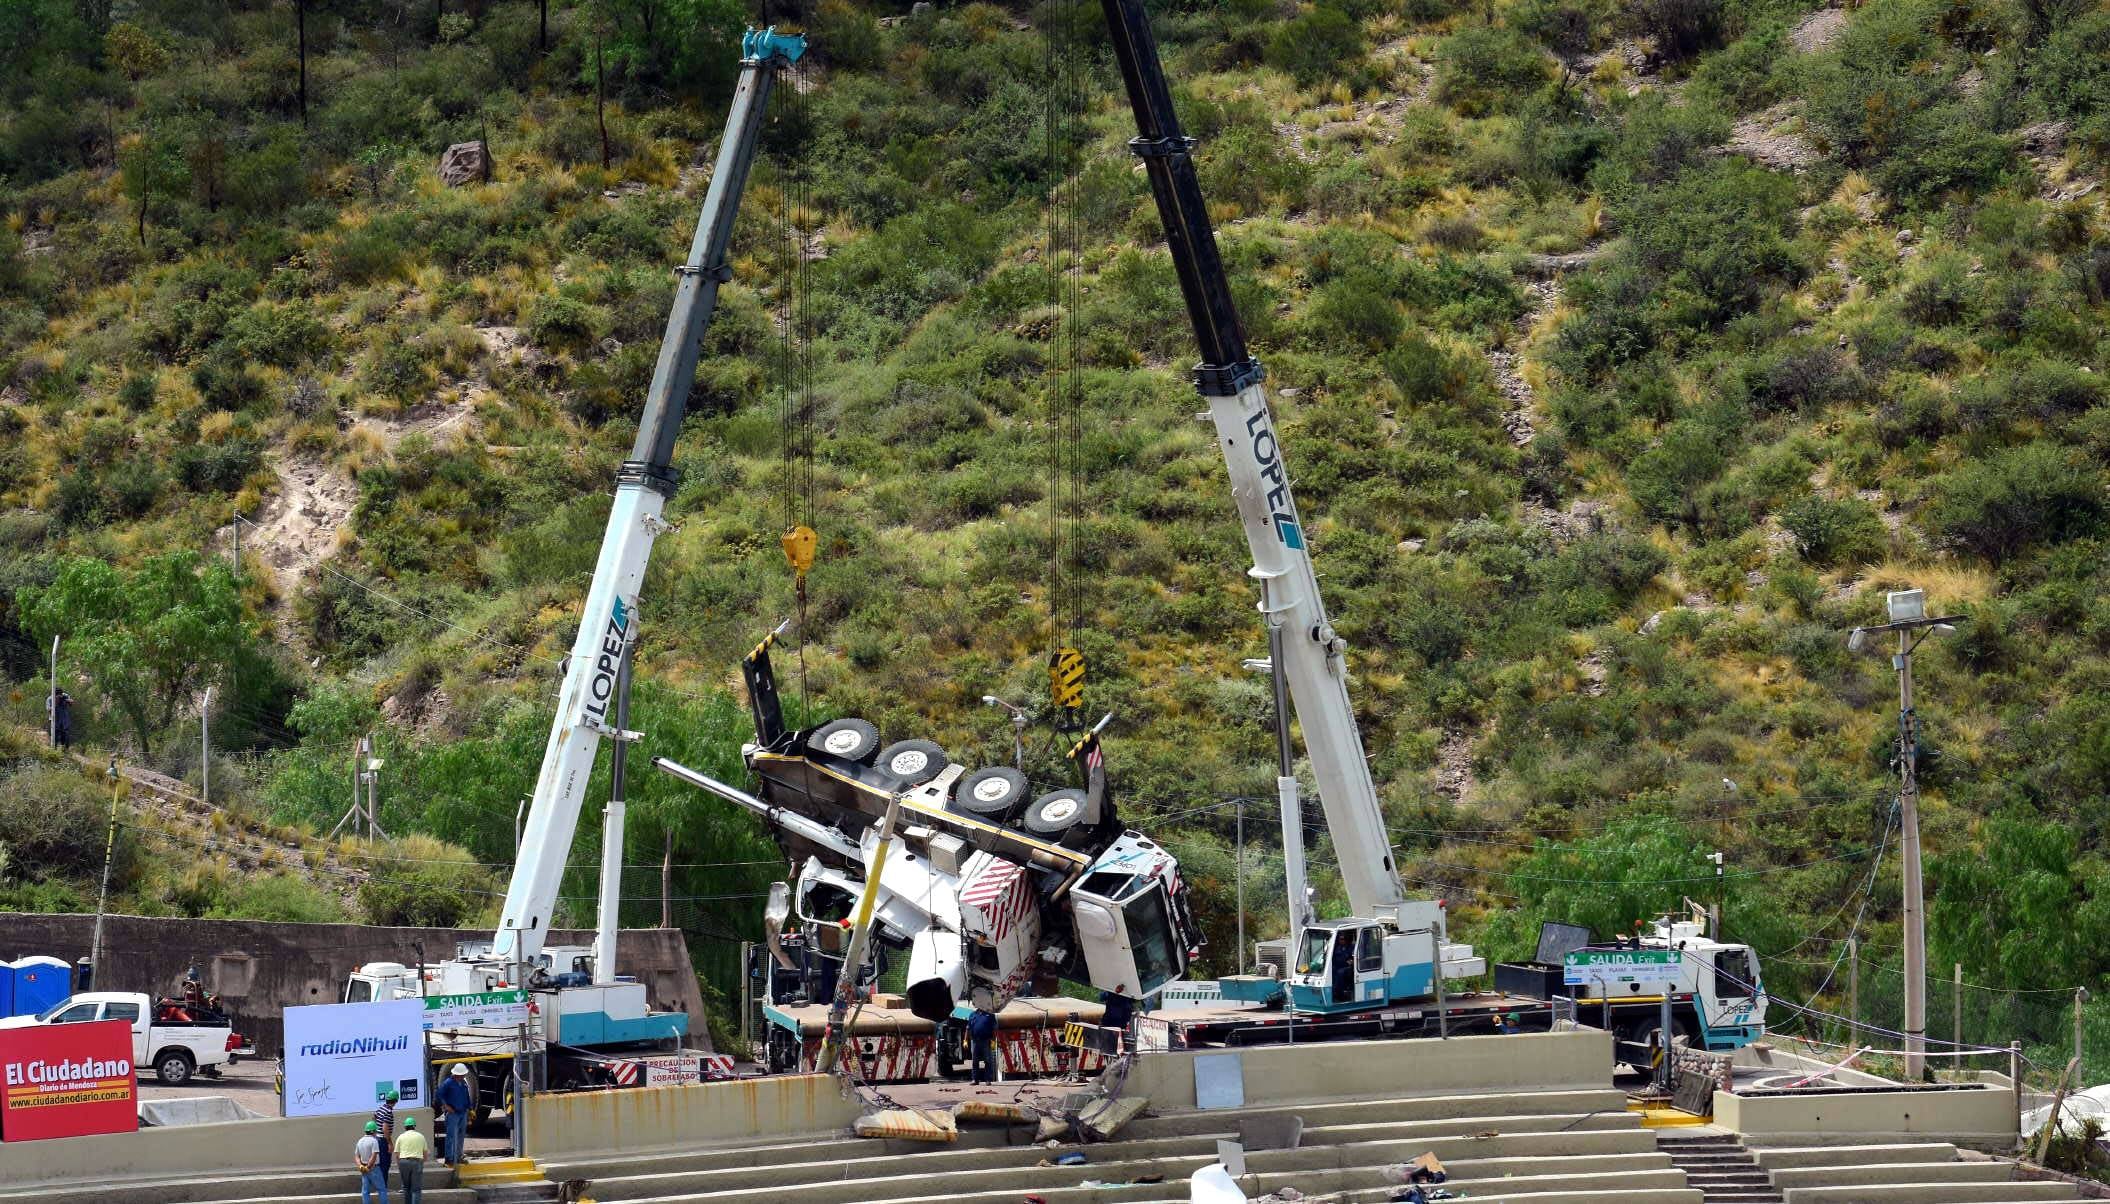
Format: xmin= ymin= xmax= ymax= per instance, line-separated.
xmin=450 ymin=1063 xmax=470 ymax=1077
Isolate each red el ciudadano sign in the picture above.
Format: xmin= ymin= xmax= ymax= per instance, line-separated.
xmin=0 ymin=1019 xmax=138 ymax=1142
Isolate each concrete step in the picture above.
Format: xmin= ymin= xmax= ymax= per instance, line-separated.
xmin=0 ymin=1172 xmax=478 ymax=1204
xmin=1753 ymin=1143 xmax=1961 ymax=1170
xmin=585 ymin=1139 xmax=1676 ymax=1204
xmin=1783 ymin=1183 xmax=2080 ymax=1204
xmin=794 ymin=1175 xmax=1707 ymax=1204
xmin=870 ymin=1187 xmax=1706 ymax=1204
xmin=545 ymin=1088 xmax=1634 ymax=1181
xmin=1770 ymin=1161 xmax=2016 ymax=1190
xmin=1673 ymin=1154 xmax=1763 ymax=1166
xmin=576 ymin=1114 xmax=1651 ymax=1200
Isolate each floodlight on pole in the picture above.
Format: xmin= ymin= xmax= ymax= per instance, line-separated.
xmin=980 ymin=696 xmax=1030 ymax=770
xmin=1844 ymin=590 xmax=1967 ymax=1081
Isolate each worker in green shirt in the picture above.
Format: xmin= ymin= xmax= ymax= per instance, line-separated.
xmin=394 ymin=1116 xmax=429 ymax=1204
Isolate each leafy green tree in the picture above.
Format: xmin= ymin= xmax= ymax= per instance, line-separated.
xmin=1477 ymin=817 xmax=1744 ymax=962
xmin=18 ymin=552 xmax=255 ymax=754
xmin=119 ymin=125 xmax=189 ymax=244
xmin=1931 ymin=815 xmax=2110 ymax=991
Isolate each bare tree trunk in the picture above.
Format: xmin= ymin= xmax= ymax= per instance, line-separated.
xmin=297 ymin=0 xmax=309 ymax=125
xmin=538 ymin=0 xmax=548 ymax=53
xmin=595 ymin=27 xmax=610 ymax=171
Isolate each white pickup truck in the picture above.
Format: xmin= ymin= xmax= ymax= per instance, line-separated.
xmin=0 ymin=991 xmax=234 ymax=1085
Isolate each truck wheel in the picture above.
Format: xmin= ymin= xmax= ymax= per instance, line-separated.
xmin=1021 ymin=789 xmax=1087 ymax=837
xmin=952 ymin=767 xmax=1028 ymax=821
xmin=808 ymin=718 xmax=880 ymax=764
xmin=154 ymin=1050 xmax=195 ymax=1086
xmin=877 ymin=739 xmax=949 ymax=786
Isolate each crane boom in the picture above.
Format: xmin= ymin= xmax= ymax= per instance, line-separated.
xmin=1095 ymin=0 xmax=1406 ymax=918
xmin=492 ymin=29 xmax=807 ymax=966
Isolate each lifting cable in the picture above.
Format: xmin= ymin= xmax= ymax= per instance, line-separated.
xmin=775 ymin=26 xmax=817 ymax=714
xmin=1044 ymin=0 xmax=1087 ymax=731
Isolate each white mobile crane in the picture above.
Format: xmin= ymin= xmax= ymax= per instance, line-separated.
xmin=345 ymin=28 xmax=809 ymax=1104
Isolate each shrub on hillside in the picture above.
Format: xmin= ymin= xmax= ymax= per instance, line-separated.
xmin=1434 ymin=27 xmax=1551 ymax=117
xmin=1927 ymin=442 xmax=2107 ymax=564
xmin=1781 ymin=494 xmax=1887 ymax=567
xmin=357 ymin=834 xmax=498 ymax=928
xmin=0 ymin=766 xmax=120 ymax=878
xmin=1265 ymin=6 xmax=1366 ymax=87
xmin=1618 ymin=0 xmax=1724 ymax=59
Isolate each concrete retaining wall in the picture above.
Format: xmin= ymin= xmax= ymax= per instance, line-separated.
xmin=523 ymin=1074 xmax=862 ymax=1159
xmin=1123 ymin=1029 xmax=1615 ymax=1111
xmin=0 ymin=1107 xmax=434 ymax=1189
xmin=0 ymin=914 xmax=706 ymax=1056
xmin=1718 ymin=1086 xmax=2020 ymax=1151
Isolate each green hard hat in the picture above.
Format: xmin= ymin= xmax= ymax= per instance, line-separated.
xmin=403 ymin=1117 xmax=417 ymax=1129
xmin=385 ymin=1088 xmax=400 ymax=1102
xmin=364 ymin=1122 xmax=378 ymax=1134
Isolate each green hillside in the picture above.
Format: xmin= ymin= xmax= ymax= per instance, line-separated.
xmin=2 ymin=0 xmax=2108 ymax=1080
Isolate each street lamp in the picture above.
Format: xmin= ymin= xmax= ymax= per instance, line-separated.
xmin=1846 ymin=588 xmax=1966 ymax=1081
xmin=980 ymin=696 xmax=1029 ymax=771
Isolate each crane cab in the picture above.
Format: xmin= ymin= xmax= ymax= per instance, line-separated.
xmin=1284 ymin=904 xmax=1486 ymax=1014
xmin=1068 ymin=835 xmax=1202 ymax=1001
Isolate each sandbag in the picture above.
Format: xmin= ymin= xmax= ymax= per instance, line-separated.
xmin=854 ymin=1107 xmax=958 ymax=1143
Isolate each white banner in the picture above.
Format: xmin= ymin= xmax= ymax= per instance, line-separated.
xmin=283 ymin=999 xmax=428 ymax=1119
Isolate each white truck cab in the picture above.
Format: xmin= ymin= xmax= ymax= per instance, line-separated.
xmin=0 ymin=991 xmax=233 ymax=1085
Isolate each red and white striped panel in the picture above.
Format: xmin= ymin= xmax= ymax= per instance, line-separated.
xmin=959 ymin=859 xmax=1033 ymax=942
xmin=612 ymin=1061 xmax=640 ymax=1086
xmin=700 ymin=1052 xmax=735 ymax=1079
xmin=998 ymin=1026 xmax=1105 ymax=1075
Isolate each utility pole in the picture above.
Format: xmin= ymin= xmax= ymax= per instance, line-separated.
xmin=661 ymin=828 xmax=673 ymax=931
xmin=1954 ymin=964 xmax=1963 ymax=1061
xmin=1848 ymin=937 xmax=1859 ymax=1045
xmin=1235 ymin=798 xmax=1246 ymax=977
xmin=90 ymin=757 xmax=122 ymax=991
xmin=1709 ymin=851 xmax=1724 ymax=940
xmin=1847 ymin=590 xmax=1963 ymax=1081
xmin=508 ymin=921 xmax=527 ymax=1158
xmin=46 ymin=636 xmax=58 ymax=748
xmin=200 ymin=687 xmax=212 ymax=807
xmin=2077 ymin=986 xmax=2090 ymax=1072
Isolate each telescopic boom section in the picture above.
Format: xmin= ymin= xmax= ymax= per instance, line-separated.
xmin=492 ymin=30 xmax=807 ymax=967
xmin=1095 ymin=0 xmax=1406 ymax=917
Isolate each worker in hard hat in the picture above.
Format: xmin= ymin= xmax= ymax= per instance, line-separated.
xmin=355 ymin=1120 xmax=388 ymax=1204
xmin=394 ymin=1116 xmax=428 ymax=1204
xmin=372 ymin=1087 xmax=400 ymax=1181
xmin=436 ymin=1064 xmax=474 ymax=1167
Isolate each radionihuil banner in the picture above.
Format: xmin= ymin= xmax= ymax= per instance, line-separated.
xmin=282 ymin=999 xmax=427 ymax=1119
xmin=0 ymin=1018 xmax=137 ymax=1141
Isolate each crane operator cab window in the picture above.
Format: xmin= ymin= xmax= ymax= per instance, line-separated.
xmin=1074 ymin=869 xmax=1184 ymax=998
xmin=1713 ymin=947 xmax=1756 ymax=1001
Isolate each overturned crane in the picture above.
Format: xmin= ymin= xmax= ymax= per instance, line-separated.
xmin=654 ymin=630 xmax=1204 ymax=1023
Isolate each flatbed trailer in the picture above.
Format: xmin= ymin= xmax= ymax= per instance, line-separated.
xmin=763 ymin=995 xmax=1110 ymax=1081
xmin=1155 ymin=988 xmax=1722 ymax=1068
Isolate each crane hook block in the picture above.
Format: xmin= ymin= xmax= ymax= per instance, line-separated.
xmin=1049 ymin=646 xmax=1085 ymax=712
xmin=781 ymin=525 xmax=818 ymax=577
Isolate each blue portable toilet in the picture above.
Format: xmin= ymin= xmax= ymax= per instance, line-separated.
xmin=10 ymin=957 xmax=72 ymax=1019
